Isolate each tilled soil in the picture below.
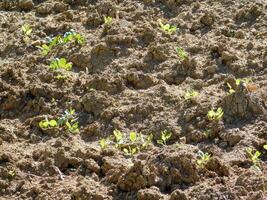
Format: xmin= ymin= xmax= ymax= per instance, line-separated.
xmin=0 ymin=0 xmax=267 ymax=199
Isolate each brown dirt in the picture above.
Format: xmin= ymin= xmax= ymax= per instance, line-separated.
xmin=0 ymin=0 xmax=267 ymax=199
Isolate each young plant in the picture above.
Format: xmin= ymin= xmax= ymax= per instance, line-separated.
xmin=65 ymin=120 xmax=79 ymax=134
xmin=37 ymin=44 xmax=51 ymax=56
xmin=141 ymin=134 xmax=153 ymax=149
xmin=104 ymin=16 xmax=113 ymax=25
xmin=39 ymin=117 xmax=58 ymax=129
xmin=58 ymin=108 xmax=79 ymax=134
xmin=196 ymin=151 xmax=211 ymax=168
xmin=49 ymin=58 xmax=72 ymax=71
xmin=123 ymin=146 xmax=138 ymax=156
xmin=184 ymin=89 xmax=199 ymax=100
xmin=22 ymin=24 xmax=32 ymax=43
xmin=22 ymin=24 xmax=32 ymax=36
xmin=226 ymin=78 xmax=252 ymax=94
xmin=159 ymin=21 xmax=177 ymax=34
xmin=246 ymin=147 xmax=261 ymax=172
xmin=8 ymin=170 xmax=16 ymax=178
xmin=63 ymin=30 xmax=86 ymax=45
xmin=176 ymin=47 xmax=188 ymax=60
xmin=113 ymin=129 xmax=124 ymax=148
xmin=157 ymin=130 xmax=172 ymax=146
xmin=99 ymin=138 xmax=108 ymax=149
xmin=207 ymin=107 xmax=224 ymax=121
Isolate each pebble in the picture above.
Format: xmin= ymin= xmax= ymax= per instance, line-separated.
xmin=18 ymin=0 xmax=34 ymax=10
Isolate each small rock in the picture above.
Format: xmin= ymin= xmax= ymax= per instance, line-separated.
xmin=54 ymin=2 xmax=68 ymax=13
xmin=170 ymin=189 xmax=188 ymax=200
xmin=18 ymin=0 xmax=34 ymax=10
xmin=36 ymin=3 xmax=53 ymax=15
xmin=206 ymin=65 xmax=216 ymax=74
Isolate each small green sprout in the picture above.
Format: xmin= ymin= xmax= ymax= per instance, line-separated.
xmin=207 ymin=107 xmax=224 ymax=121
xmin=104 ymin=16 xmax=113 ymax=24
xmin=113 ymin=129 xmax=124 ymax=148
xmin=176 ymin=47 xmax=188 ymax=60
xmin=226 ymin=78 xmax=252 ymax=94
xmin=65 ymin=120 xmax=79 ymax=134
xmin=39 ymin=117 xmax=58 ymax=129
xmin=8 ymin=170 xmax=16 ymax=178
xmin=157 ymin=130 xmax=172 ymax=146
xmin=63 ymin=30 xmax=86 ymax=45
xmin=264 ymin=145 xmax=267 ymax=150
xmin=159 ymin=21 xmax=177 ymax=34
xmin=37 ymin=44 xmax=51 ymax=56
xmin=22 ymin=24 xmax=32 ymax=43
xmin=49 ymin=58 xmax=72 ymax=71
xmin=123 ymin=146 xmax=138 ymax=156
xmin=99 ymin=138 xmax=108 ymax=149
xmin=196 ymin=150 xmax=211 ymax=168
xmin=58 ymin=108 xmax=79 ymax=134
xmin=49 ymin=35 xmax=63 ymax=46
xmin=129 ymin=131 xmax=137 ymax=142
xmin=141 ymin=134 xmax=153 ymax=149
xmin=184 ymin=89 xmax=199 ymax=100
xmin=246 ymin=147 xmax=261 ymax=172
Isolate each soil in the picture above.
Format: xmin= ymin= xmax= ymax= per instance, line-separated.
xmin=0 ymin=0 xmax=267 ymax=199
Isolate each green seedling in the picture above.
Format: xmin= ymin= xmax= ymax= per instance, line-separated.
xmin=8 ymin=170 xmax=16 ymax=178
xmin=226 ymin=78 xmax=252 ymax=94
xmin=49 ymin=35 xmax=63 ymax=46
xmin=101 ymin=130 xmax=153 ymax=155
xmin=159 ymin=21 xmax=177 ymax=34
xmin=264 ymin=145 xmax=267 ymax=150
xmin=104 ymin=16 xmax=113 ymax=24
xmin=22 ymin=24 xmax=32 ymax=44
xmin=184 ymin=89 xmax=199 ymax=100
xmin=123 ymin=146 xmax=138 ymax=156
xmin=176 ymin=47 xmax=188 ymax=60
xmin=196 ymin=150 xmax=211 ymax=168
xmin=65 ymin=120 xmax=79 ymax=134
xmin=58 ymin=108 xmax=79 ymax=134
xmin=37 ymin=44 xmax=51 ymax=56
xmin=157 ymin=130 xmax=172 ymax=146
xmin=22 ymin=24 xmax=32 ymax=36
xmin=49 ymin=58 xmax=72 ymax=71
xmin=99 ymin=138 xmax=108 ymax=149
xmin=246 ymin=147 xmax=261 ymax=172
xmin=63 ymin=30 xmax=86 ymax=45
xmin=113 ymin=129 xmax=124 ymax=148
xmin=207 ymin=107 xmax=224 ymax=121
xmin=39 ymin=117 xmax=58 ymax=129
xmin=141 ymin=134 xmax=153 ymax=149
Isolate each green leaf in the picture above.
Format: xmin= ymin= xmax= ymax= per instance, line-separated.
xmin=123 ymin=148 xmax=129 ymax=154
xmin=264 ymin=145 xmax=267 ymax=150
xmin=130 ymin=131 xmax=137 ymax=142
xmin=132 ymin=147 xmax=137 ymax=154
xmin=39 ymin=120 xmax=49 ymax=129
xmin=59 ymin=58 xmax=67 ymax=66
xmin=157 ymin=139 xmax=163 ymax=145
xmin=65 ymin=121 xmax=72 ymax=129
xmin=99 ymin=139 xmax=107 ymax=149
xmin=113 ymin=130 xmax=123 ymax=143
xmin=49 ymin=120 xmax=58 ymax=127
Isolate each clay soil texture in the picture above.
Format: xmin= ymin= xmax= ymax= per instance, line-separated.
xmin=0 ymin=0 xmax=267 ymax=199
